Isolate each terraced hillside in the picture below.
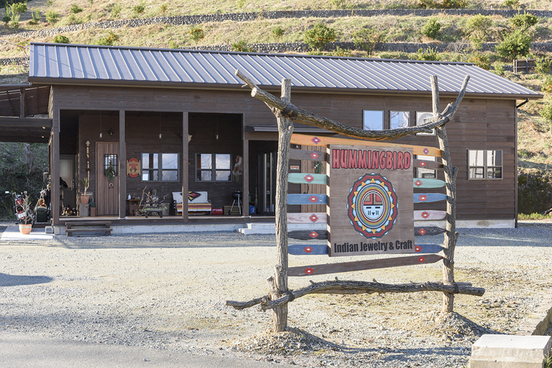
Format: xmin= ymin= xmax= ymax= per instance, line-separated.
xmin=0 ymin=0 xmax=551 ymax=186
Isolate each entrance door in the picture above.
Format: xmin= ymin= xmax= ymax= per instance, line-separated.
xmin=96 ymin=142 xmax=119 ymax=215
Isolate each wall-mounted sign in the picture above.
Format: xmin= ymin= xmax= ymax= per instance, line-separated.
xmin=127 ymin=158 xmax=141 ymax=178
xmin=328 ymin=144 xmax=414 ymax=257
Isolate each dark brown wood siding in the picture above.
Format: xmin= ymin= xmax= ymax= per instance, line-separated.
xmin=55 ymin=85 xmax=516 ymax=221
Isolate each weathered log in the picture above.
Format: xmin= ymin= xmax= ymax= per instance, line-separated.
xmin=226 ymin=280 xmax=485 ymax=311
xmin=235 ymin=69 xmax=470 ymax=141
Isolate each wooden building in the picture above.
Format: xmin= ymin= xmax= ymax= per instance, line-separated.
xmin=0 ymin=43 xmax=542 ymax=230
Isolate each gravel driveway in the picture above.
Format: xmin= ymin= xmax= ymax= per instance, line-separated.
xmin=1 ymin=222 xmax=551 ymax=367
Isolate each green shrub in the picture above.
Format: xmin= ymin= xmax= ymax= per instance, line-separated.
xmin=510 ymin=13 xmax=538 ymax=31
xmin=495 ymin=29 xmax=532 ymax=60
xmin=29 ymin=10 xmax=41 ymax=24
xmin=46 ymin=0 xmax=53 ymax=5
xmin=53 ymin=35 xmax=70 ymax=43
xmin=421 ymin=18 xmax=441 ymax=39
xmin=352 ymin=28 xmax=385 ymax=55
xmin=159 ymin=4 xmax=167 ymax=13
xmin=236 ymin=0 xmax=246 ymax=9
xmin=468 ymin=53 xmax=491 ymax=70
xmin=539 ymin=102 xmax=552 ymax=121
xmin=416 ymin=47 xmax=439 ymax=61
xmin=10 ymin=12 xmax=20 ymax=29
xmin=133 ymin=3 xmax=145 ymax=14
xmin=272 ymin=26 xmax=284 ymax=41
xmin=518 ymin=170 xmax=552 ymax=214
xmin=417 ymin=0 xmax=467 ymax=9
xmin=2 ymin=15 xmax=10 ymax=26
xmin=492 ymin=63 xmax=505 ymax=76
xmin=231 ymin=40 xmax=253 ymax=52
xmin=45 ymin=10 xmax=59 ymax=24
xmin=304 ymin=23 xmax=336 ymax=51
xmin=189 ymin=27 xmax=204 ymax=42
xmin=543 ymin=76 xmax=552 ymax=93
xmin=535 ymin=57 xmax=551 ymax=75
xmin=97 ymin=31 xmax=119 ymax=46
xmin=110 ymin=4 xmax=121 ymax=18
xmin=330 ymin=46 xmax=352 ymax=57
xmin=70 ymin=4 xmax=83 ymax=13
xmin=11 ymin=2 xmax=27 ymax=14
xmin=329 ymin=0 xmax=347 ymax=9
xmin=168 ymin=40 xmax=178 ymax=49
xmin=503 ymin=0 xmax=519 ymax=8
xmin=465 ymin=14 xmax=492 ymax=47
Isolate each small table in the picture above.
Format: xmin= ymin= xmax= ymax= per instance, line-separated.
xmin=143 ymin=208 xmax=163 ymax=218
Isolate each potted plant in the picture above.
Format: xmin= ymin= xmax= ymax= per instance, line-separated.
xmin=18 ymin=192 xmax=34 ymax=234
xmin=80 ymin=177 xmax=90 ymax=204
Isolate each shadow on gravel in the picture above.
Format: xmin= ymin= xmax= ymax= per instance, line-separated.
xmin=0 ymin=273 xmax=53 ymax=287
xmin=0 ymin=226 xmax=6 ymax=233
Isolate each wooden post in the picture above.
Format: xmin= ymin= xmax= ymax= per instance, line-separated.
xmin=432 ymin=76 xmax=458 ymax=313
xmin=118 ymin=110 xmax=126 ymax=219
xmin=182 ymin=112 xmax=189 ymax=222
xmin=271 ymin=78 xmax=294 ymax=332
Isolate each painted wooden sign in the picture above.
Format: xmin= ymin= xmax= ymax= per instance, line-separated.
xmin=291 ymin=134 xmax=442 ymax=157
xmin=288 ymin=173 xmax=327 ymax=185
xmin=288 ymin=243 xmax=443 ymax=255
xmin=413 ymin=178 xmax=446 ymax=189
xmin=288 ymin=230 xmax=328 ymax=240
xmin=413 ymin=193 xmax=447 ymax=203
xmin=287 ymin=212 xmax=327 ymax=224
xmin=287 ymin=194 xmax=327 ymax=205
xmin=289 ymin=148 xmax=329 ymax=162
xmin=327 ymin=144 xmax=414 ymax=257
xmin=415 ymin=226 xmax=446 ymax=236
xmin=288 ymin=254 xmax=443 ymax=276
xmin=413 ymin=210 xmax=446 ymax=221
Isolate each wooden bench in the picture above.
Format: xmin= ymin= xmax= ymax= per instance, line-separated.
xmin=65 ymin=221 xmax=112 ymax=236
xmin=143 ymin=208 xmax=163 ymax=218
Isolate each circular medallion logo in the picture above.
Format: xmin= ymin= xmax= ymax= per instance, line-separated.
xmin=347 ymin=173 xmax=398 ymax=239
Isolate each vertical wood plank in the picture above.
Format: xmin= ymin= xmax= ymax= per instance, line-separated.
xmin=242 ymin=117 xmax=249 ymax=217
xmin=182 ymin=112 xmax=189 ymax=222
xmin=50 ymin=104 xmax=60 ymax=225
xmin=19 ymin=87 xmax=25 ymax=118
xmin=119 ymin=110 xmax=126 ymax=219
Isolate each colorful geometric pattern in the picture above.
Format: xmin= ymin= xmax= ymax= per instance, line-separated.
xmin=347 ymin=173 xmax=398 ymax=239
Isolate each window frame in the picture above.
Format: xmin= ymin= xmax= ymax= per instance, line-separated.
xmin=390 ymin=111 xmax=410 ymax=130
xmin=363 ymin=110 xmax=384 ymax=131
xmin=141 ymin=153 xmax=180 ymax=182
xmin=467 ymin=149 xmax=503 ymax=180
xmin=415 ymin=111 xmax=436 ymax=136
xmin=195 ymin=153 xmax=233 ymax=182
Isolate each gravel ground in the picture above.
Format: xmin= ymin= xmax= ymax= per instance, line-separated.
xmin=1 ymin=221 xmax=552 ymax=367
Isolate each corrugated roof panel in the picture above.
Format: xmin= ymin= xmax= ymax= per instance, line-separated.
xmin=28 ymin=43 xmax=541 ymax=99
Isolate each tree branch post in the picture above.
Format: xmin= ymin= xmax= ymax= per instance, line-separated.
xmin=432 ymin=75 xmax=459 ymax=314
xmin=272 ymin=78 xmax=294 ymax=332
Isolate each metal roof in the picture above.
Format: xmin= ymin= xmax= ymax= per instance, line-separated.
xmin=28 ymin=42 xmax=541 ymax=99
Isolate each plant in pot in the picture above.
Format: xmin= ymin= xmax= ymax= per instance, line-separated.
xmin=17 ymin=192 xmax=34 ymax=234
xmin=80 ymin=177 xmax=90 ymax=204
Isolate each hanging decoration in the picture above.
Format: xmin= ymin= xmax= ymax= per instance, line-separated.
xmin=127 ymin=158 xmax=141 ymax=178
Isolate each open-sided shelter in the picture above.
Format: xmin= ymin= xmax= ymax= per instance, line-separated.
xmin=0 ymin=42 xmax=541 ymax=230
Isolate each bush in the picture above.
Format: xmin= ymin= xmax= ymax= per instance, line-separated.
xmin=53 ymin=35 xmax=70 ymax=43
xmin=2 ymin=15 xmax=10 ymax=26
xmin=110 ymin=4 xmax=121 ymax=18
xmin=518 ymin=170 xmax=552 ymax=214
xmin=159 ymin=4 xmax=167 ymax=13
xmin=11 ymin=2 xmax=27 ymax=14
xmin=304 ymin=23 xmax=336 ymax=51
xmin=231 ymin=40 xmax=253 ymax=52
xmin=416 ymin=47 xmax=439 ymax=61
xmin=495 ymin=29 xmax=532 ymax=60
xmin=330 ymin=46 xmax=352 ymax=57
xmin=535 ymin=57 xmax=552 ymax=75
xmin=133 ymin=4 xmax=145 ymax=14
xmin=329 ymin=0 xmax=347 ymax=9
xmin=352 ymin=28 xmax=385 ymax=55
xmin=503 ymin=0 xmax=519 ymax=8
xmin=45 ymin=10 xmax=59 ymax=24
xmin=468 ymin=53 xmax=491 ymax=70
xmin=510 ymin=13 xmax=538 ymax=31
xmin=418 ymin=0 xmax=467 ymax=9
xmin=492 ymin=63 xmax=505 ymax=76
xmin=97 ymin=31 xmax=119 ymax=46
xmin=539 ymin=102 xmax=552 ymax=121
xmin=465 ymin=14 xmax=492 ymax=46
xmin=543 ymin=76 xmax=552 ymax=93
xmin=189 ymin=27 xmax=204 ymax=42
xmin=29 ymin=10 xmax=41 ymax=24
xmin=70 ymin=4 xmax=83 ymax=13
xmin=272 ymin=26 xmax=284 ymax=41
xmin=421 ymin=18 xmax=441 ymax=39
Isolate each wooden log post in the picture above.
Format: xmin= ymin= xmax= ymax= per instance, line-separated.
xmin=272 ymin=78 xmax=294 ymax=332
xmin=432 ymin=76 xmax=459 ymax=314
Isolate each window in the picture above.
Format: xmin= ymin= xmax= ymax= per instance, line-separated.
xmin=390 ymin=111 xmax=410 ymax=129
xmin=363 ymin=110 xmax=384 ymax=131
xmin=196 ymin=153 xmax=232 ymax=182
xmin=415 ymin=155 xmax=437 ymax=179
xmin=416 ymin=112 xmax=436 ymax=136
xmin=141 ymin=153 xmax=179 ymax=181
xmin=468 ymin=150 xmax=502 ymax=180
xmin=104 ymin=154 xmax=118 ymax=175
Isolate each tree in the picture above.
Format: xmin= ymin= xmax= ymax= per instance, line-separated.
xmin=304 ymin=23 xmax=336 ymax=51
xmin=495 ymin=29 xmax=532 ymax=60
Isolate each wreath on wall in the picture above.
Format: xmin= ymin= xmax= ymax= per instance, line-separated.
xmin=105 ymin=164 xmax=117 ymax=183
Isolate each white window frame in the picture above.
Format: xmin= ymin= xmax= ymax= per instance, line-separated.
xmin=415 ymin=155 xmax=437 ymax=179
xmin=416 ymin=112 xmax=436 ymax=136
xmin=390 ymin=111 xmax=410 ymax=129
xmin=467 ymin=149 xmax=503 ymax=180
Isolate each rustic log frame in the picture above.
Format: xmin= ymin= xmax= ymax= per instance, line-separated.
xmin=227 ymin=69 xmax=480 ymax=331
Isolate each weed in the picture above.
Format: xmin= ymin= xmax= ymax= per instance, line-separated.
xmin=543 ymin=76 xmax=552 ymax=93
xmin=421 ymin=18 xmax=441 ymax=39
xmin=416 ymin=47 xmax=439 ymax=61
xmin=70 ymin=4 xmax=83 ymax=13
xmin=45 ymin=10 xmax=59 ymax=24
xmin=304 ymin=23 xmax=336 ymax=51
xmin=29 ymin=10 xmax=41 ymax=25
xmin=329 ymin=0 xmax=347 ymax=9
xmin=231 ymin=40 xmax=253 ymax=52
xmin=64 ymin=14 xmax=82 ymax=25
xmin=168 ymin=40 xmax=178 ymax=49
xmin=518 ymin=212 xmax=549 ymax=220
xmin=53 ymin=35 xmax=70 ymax=44
xmin=189 ymin=27 xmax=204 ymax=43
xmin=160 ymin=4 xmax=168 ymax=14
xmin=97 ymin=31 xmax=119 ymax=46
xmin=46 ymin=0 xmax=53 ymax=6
xmin=492 ymin=63 xmax=505 ymax=76
xmin=518 ymin=149 xmax=533 ymax=158
xmin=236 ymin=0 xmax=246 ymax=9
xmin=133 ymin=2 xmax=146 ymax=15
xmin=272 ymin=26 xmax=285 ymax=41
xmin=540 ymin=102 xmax=552 ymax=122
xmin=110 ymin=4 xmax=121 ymax=18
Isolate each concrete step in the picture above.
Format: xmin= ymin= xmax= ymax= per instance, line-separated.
xmin=469 ymin=334 xmax=552 ymax=368
xmin=238 ymin=222 xmax=326 ymax=235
